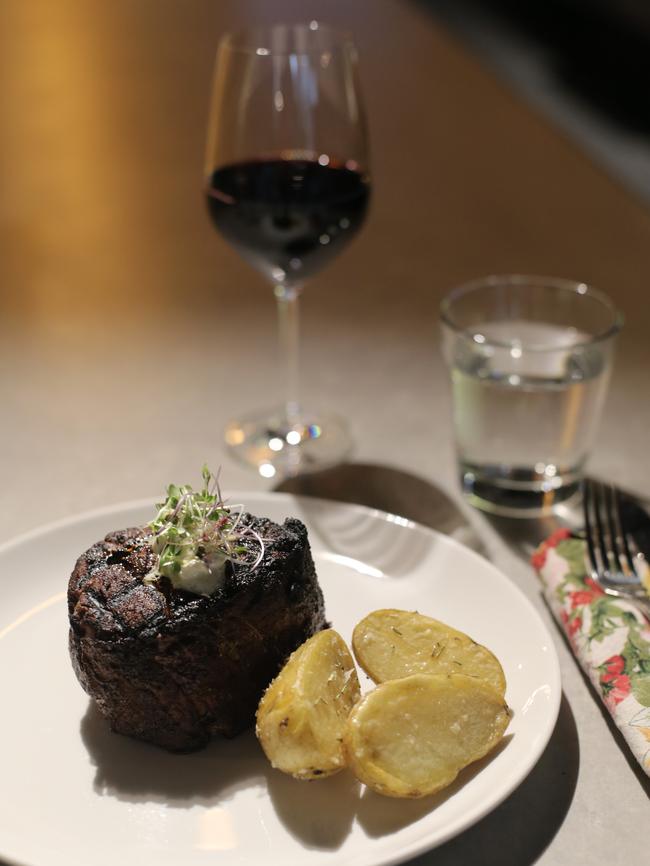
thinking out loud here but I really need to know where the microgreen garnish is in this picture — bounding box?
[144,465,265,593]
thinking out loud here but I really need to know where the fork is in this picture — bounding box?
[582,479,650,620]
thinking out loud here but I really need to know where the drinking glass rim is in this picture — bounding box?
[440,274,623,352]
[220,21,356,58]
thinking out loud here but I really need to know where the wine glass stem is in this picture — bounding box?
[274,284,302,426]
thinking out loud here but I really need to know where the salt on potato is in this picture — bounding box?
[343,673,511,798]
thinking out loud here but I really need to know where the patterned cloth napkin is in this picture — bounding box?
[533,528,650,775]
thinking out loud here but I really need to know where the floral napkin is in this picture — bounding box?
[533,528,650,775]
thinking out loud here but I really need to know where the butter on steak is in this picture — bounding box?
[68,515,326,752]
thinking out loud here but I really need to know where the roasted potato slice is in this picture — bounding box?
[343,673,511,798]
[256,629,361,780]
[352,609,506,696]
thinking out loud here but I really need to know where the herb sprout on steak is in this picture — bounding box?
[67,469,327,752]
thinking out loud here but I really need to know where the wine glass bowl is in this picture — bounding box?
[205,154,369,290]
[205,22,370,477]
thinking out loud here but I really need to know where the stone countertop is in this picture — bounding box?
[0,1,648,863]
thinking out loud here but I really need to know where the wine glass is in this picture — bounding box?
[204,22,370,477]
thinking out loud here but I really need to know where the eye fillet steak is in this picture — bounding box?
[67,515,326,752]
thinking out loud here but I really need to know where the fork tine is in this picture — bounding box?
[610,486,639,580]
[583,479,604,580]
[625,532,644,580]
[592,480,614,579]
[583,480,650,621]
[603,483,625,577]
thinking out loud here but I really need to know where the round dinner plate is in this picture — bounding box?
[0,492,560,866]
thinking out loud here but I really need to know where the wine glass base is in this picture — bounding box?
[224,408,353,478]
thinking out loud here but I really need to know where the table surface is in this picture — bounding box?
[1,0,648,863]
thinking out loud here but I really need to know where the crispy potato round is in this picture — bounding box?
[352,609,506,696]
[343,673,511,798]
[255,629,361,780]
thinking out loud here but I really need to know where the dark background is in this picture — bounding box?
[423,0,650,202]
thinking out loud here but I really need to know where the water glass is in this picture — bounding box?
[441,275,622,516]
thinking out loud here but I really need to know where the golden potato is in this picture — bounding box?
[343,673,511,798]
[255,629,361,780]
[352,609,506,696]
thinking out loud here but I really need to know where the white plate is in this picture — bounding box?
[0,493,560,866]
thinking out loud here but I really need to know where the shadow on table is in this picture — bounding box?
[481,480,650,562]
[477,492,585,561]
[482,511,570,560]
[274,461,484,555]
[403,692,580,866]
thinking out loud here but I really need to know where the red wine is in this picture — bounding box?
[205,157,370,285]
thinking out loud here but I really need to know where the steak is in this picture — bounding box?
[68,515,326,752]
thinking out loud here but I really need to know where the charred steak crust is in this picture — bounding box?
[68,515,326,752]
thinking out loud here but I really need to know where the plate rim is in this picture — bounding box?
[0,491,561,866]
